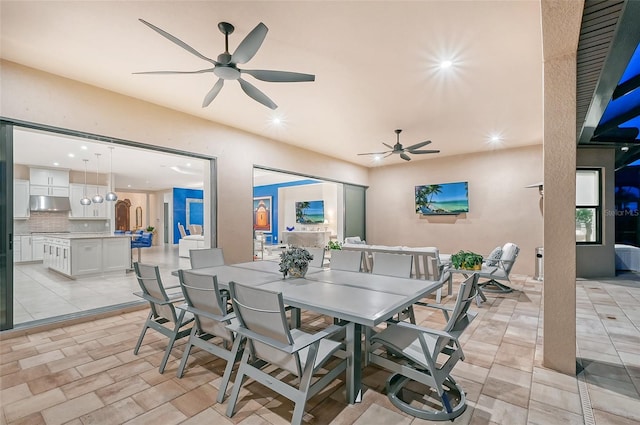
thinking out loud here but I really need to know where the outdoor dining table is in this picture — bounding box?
[174,261,444,404]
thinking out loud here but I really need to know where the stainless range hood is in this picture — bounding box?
[29,195,71,212]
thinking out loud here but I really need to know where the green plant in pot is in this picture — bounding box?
[326,240,342,250]
[145,226,155,232]
[451,250,484,270]
[279,247,314,278]
[575,208,593,241]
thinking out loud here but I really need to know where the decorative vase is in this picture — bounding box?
[288,265,308,278]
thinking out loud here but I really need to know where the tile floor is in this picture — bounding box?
[13,246,192,324]
[3,263,640,424]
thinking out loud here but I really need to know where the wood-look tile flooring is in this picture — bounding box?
[2,273,639,424]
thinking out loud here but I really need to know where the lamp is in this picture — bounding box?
[92,153,104,204]
[105,147,118,201]
[80,159,92,206]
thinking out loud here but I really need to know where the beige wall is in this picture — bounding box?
[1,60,369,263]
[367,145,543,276]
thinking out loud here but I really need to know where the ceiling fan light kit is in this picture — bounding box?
[136,19,315,110]
[358,129,440,161]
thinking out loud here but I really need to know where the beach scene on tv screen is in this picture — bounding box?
[415,182,469,215]
[295,200,325,223]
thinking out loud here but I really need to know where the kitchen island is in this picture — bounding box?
[43,234,131,278]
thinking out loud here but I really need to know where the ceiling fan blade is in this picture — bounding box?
[400,153,412,161]
[238,78,277,109]
[405,140,431,150]
[202,78,224,107]
[242,69,315,82]
[133,68,216,75]
[139,19,218,66]
[232,22,268,64]
[358,151,390,156]
[382,142,394,150]
[408,149,440,154]
[384,153,394,158]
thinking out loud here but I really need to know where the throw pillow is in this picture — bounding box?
[486,246,503,266]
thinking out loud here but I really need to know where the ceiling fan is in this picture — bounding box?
[135,19,315,110]
[358,129,440,161]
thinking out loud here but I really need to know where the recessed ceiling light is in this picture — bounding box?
[127,184,131,188]
[53,162,59,166]
[440,60,453,69]
[186,162,191,167]
[68,153,75,158]
[272,117,282,125]
[80,145,88,150]
[489,134,502,143]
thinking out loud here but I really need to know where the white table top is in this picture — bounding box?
[186,265,278,287]
[306,269,439,297]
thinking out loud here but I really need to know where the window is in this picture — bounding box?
[576,169,601,244]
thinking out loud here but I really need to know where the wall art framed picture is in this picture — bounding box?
[253,196,272,232]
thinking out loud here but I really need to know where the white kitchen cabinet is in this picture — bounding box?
[30,168,69,187]
[13,180,30,218]
[20,236,33,262]
[30,168,69,197]
[69,183,108,219]
[13,236,22,262]
[32,236,45,261]
[71,239,102,275]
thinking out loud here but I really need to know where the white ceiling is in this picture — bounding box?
[1,1,543,171]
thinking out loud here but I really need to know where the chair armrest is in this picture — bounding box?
[176,303,236,322]
[133,292,184,304]
[228,323,345,354]
[394,320,459,340]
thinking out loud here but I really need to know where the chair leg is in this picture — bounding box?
[291,343,320,425]
[159,311,187,374]
[226,349,251,418]
[134,312,153,354]
[176,327,197,378]
[479,279,513,293]
[216,336,244,403]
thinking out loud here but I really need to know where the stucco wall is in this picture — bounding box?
[366,144,543,276]
[576,148,616,277]
[1,60,369,263]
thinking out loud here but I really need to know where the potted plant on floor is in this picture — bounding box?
[279,247,314,278]
[451,250,484,270]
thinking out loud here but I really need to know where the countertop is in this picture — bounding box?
[38,233,131,239]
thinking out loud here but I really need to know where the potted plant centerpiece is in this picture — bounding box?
[451,250,484,271]
[326,240,342,250]
[279,247,314,278]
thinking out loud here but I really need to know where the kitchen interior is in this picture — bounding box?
[11,126,333,326]
[12,126,208,325]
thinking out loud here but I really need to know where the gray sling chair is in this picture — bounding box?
[133,262,194,373]
[225,281,348,425]
[189,247,231,312]
[477,242,520,293]
[175,270,243,403]
[368,273,479,421]
[303,246,326,268]
[371,252,416,323]
[329,249,363,271]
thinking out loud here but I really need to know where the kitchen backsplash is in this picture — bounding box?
[14,211,109,234]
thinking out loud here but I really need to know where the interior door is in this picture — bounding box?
[0,122,15,330]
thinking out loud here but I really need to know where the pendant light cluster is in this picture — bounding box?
[79,148,118,206]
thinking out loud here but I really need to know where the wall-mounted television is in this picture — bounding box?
[295,200,325,223]
[415,181,469,215]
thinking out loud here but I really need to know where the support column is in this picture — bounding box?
[540,0,584,375]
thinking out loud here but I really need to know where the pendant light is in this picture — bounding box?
[80,159,92,206]
[105,147,118,201]
[92,153,104,204]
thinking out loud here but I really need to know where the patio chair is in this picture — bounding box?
[329,249,363,271]
[477,242,520,293]
[225,281,348,425]
[176,270,243,402]
[368,273,479,421]
[189,247,230,311]
[372,252,415,323]
[304,246,326,267]
[133,262,194,373]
